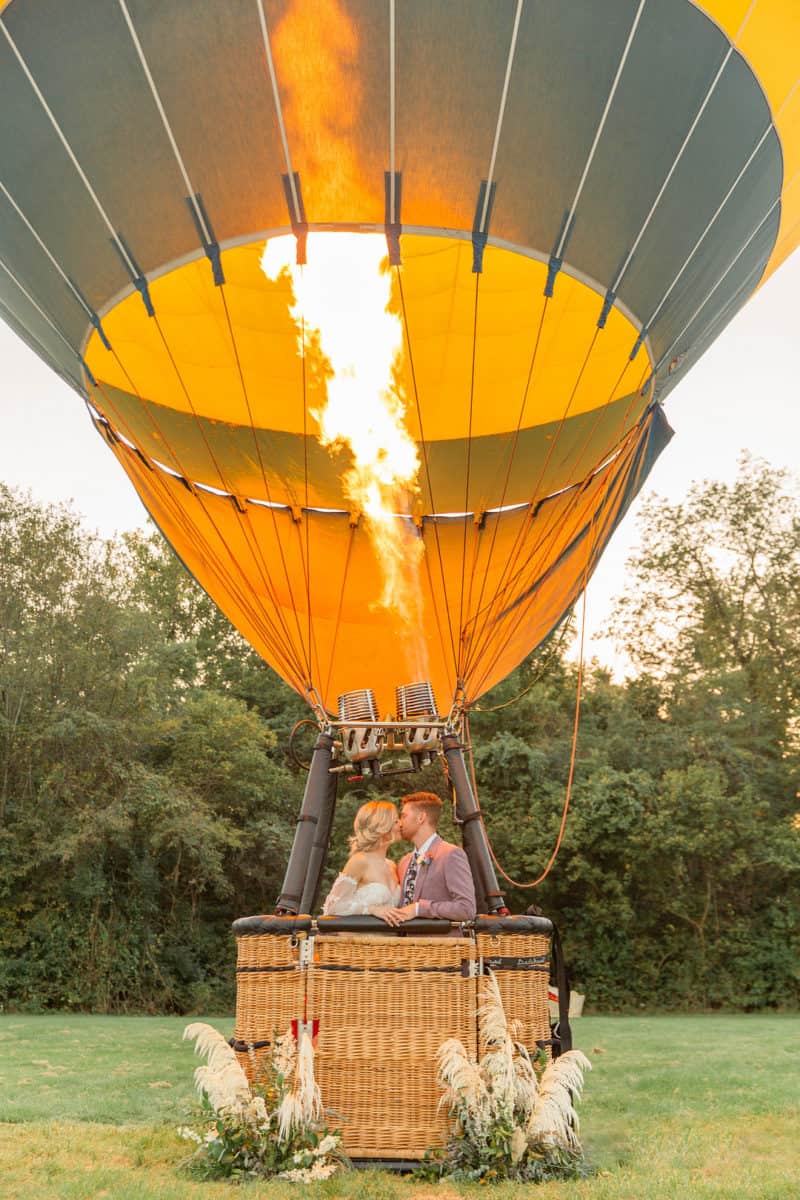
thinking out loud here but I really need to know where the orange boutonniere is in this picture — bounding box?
[419,853,433,869]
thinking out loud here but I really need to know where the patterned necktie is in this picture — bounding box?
[402,852,422,905]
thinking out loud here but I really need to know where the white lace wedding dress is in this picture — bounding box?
[321,874,401,916]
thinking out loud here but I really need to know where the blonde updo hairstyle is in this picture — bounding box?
[349,800,398,854]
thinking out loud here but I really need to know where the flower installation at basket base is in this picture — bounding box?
[420,972,593,1184]
[179,1022,346,1183]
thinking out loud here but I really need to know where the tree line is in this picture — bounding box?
[1,456,798,1012]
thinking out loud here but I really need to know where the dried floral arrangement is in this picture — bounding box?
[421,972,593,1183]
[179,1023,347,1182]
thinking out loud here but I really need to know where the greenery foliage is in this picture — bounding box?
[1,456,798,1012]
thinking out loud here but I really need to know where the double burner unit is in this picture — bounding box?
[275,680,508,917]
[337,680,444,775]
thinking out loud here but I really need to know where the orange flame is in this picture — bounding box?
[271,0,374,216]
[261,233,428,678]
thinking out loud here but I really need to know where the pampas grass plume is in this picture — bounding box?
[527,1049,592,1151]
[183,1022,251,1114]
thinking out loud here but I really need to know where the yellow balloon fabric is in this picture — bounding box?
[1,0,799,716]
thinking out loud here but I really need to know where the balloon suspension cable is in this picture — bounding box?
[446,682,468,733]
[304,684,331,730]
[465,579,589,890]
[471,613,575,714]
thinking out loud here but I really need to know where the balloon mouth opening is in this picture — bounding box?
[82,228,654,713]
[84,227,651,507]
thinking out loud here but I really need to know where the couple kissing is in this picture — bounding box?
[321,792,476,925]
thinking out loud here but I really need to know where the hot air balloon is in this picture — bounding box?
[2,0,798,1163]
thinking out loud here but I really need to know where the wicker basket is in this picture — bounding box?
[309,933,476,1159]
[232,915,553,1161]
[476,929,553,1059]
[233,930,307,1078]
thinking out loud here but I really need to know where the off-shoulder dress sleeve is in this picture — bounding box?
[322,874,364,915]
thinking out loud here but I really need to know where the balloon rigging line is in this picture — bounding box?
[482,409,643,648]
[0,19,139,281]
[463,324,602,685]
[466,450,620,703]
[111,439,305,687]
[466,391,647,704]
[459,291,551,679]
[116,0,211,245]
[148,313,312,680]
[215,282,313,678]
[322,522,358,707]
[554,0,647,261]
[419,526,453,698]
[300,297,315,692]
[478,0,524,235]
[609,45,736,298]
[255,0,301,224]
[642,62,800,350]
[395,265,458,674]
[467,508,597,891]
[610,0,760,303]
[90,370,306,685]
[766,157,800,263]
[656,193,781,375]
[456,361,647,700]
[87,381,305,687]
[638,121,774,346]
[691,256,774,358]
[0,182,97,327]
[470,613,575,713]
[457,271,481,680]
[388,0,396,224]
[471,322,601,628]
[564,360,649,485]
[0,254,80,362]
[466,497,593,703]
[494,349,651,630]
[0,292,72,389]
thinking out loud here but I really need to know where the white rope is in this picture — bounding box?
[255,0,301,222]
[479,0,524,234]
[611,46,733,293]
[644,121,773,333]
[116,0,211,244]
[0,180,93,319]
[389,0,396,224]
[684,255,765,354]
[0,17,139,279]
[0,253,80,357]
[657,195,779,371]
[555,0,646,259]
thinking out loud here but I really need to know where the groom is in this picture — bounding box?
[380,791,476,927]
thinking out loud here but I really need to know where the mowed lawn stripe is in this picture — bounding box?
[1,1014,798,1198]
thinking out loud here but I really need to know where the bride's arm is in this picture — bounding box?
[321,855,368,915]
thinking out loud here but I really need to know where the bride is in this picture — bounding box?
[321,800,401,916]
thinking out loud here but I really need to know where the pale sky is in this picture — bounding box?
[1,250,798,674]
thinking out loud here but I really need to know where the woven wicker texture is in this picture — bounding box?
[476,932,552,1059]
[232,928,553,1159]
[234,934,305,1081]
[309,934,477,1160]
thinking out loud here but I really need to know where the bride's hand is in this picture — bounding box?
[369,905,389,919]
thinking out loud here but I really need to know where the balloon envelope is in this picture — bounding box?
[1,0,797,715]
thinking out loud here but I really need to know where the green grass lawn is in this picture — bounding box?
[1,1013,798,1198]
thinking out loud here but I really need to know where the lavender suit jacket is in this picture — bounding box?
[399,835,477,922]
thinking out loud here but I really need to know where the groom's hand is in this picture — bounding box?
[380,903,417,926]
